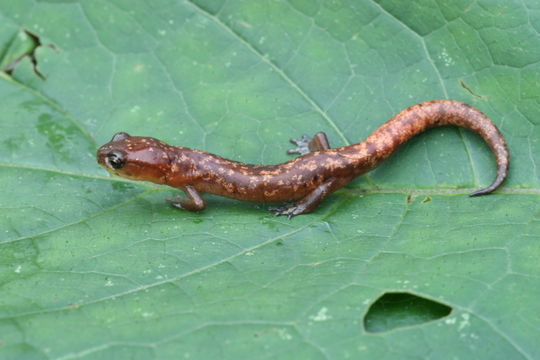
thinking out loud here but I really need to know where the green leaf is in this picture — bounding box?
[0,1,539,359]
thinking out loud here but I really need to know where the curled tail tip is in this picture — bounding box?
[468,183,501,197]
[469,161,508,197]
[468,189,491,197]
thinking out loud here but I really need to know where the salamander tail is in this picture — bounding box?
[353,100,509,195]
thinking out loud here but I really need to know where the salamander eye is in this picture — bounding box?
[111,132,130,142]
[107,152,125,170]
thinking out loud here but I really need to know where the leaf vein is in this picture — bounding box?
[184,0,349,145]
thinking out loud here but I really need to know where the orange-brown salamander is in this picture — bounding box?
[97,100,509,218]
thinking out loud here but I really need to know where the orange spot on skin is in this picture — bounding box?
[264,189,279,197]
[324,158,345,170]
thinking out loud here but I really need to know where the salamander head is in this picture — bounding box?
[97,132,172,184]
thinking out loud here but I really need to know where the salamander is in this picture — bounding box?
[97,100,509,218]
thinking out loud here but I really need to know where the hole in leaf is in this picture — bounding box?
[363,292,452,333]
[1,29,55,80]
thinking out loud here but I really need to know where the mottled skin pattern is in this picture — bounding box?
[97,100,509,218]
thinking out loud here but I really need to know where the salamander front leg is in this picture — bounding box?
[166,185,206,211]
[287,132,331,155]
[269,177,339,219]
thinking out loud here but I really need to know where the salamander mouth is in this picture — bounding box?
[100,162,136,179]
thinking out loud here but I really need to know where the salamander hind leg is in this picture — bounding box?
[287,132,331,156]
[269,177,340,219]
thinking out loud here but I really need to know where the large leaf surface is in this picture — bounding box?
[0,1,539,359]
